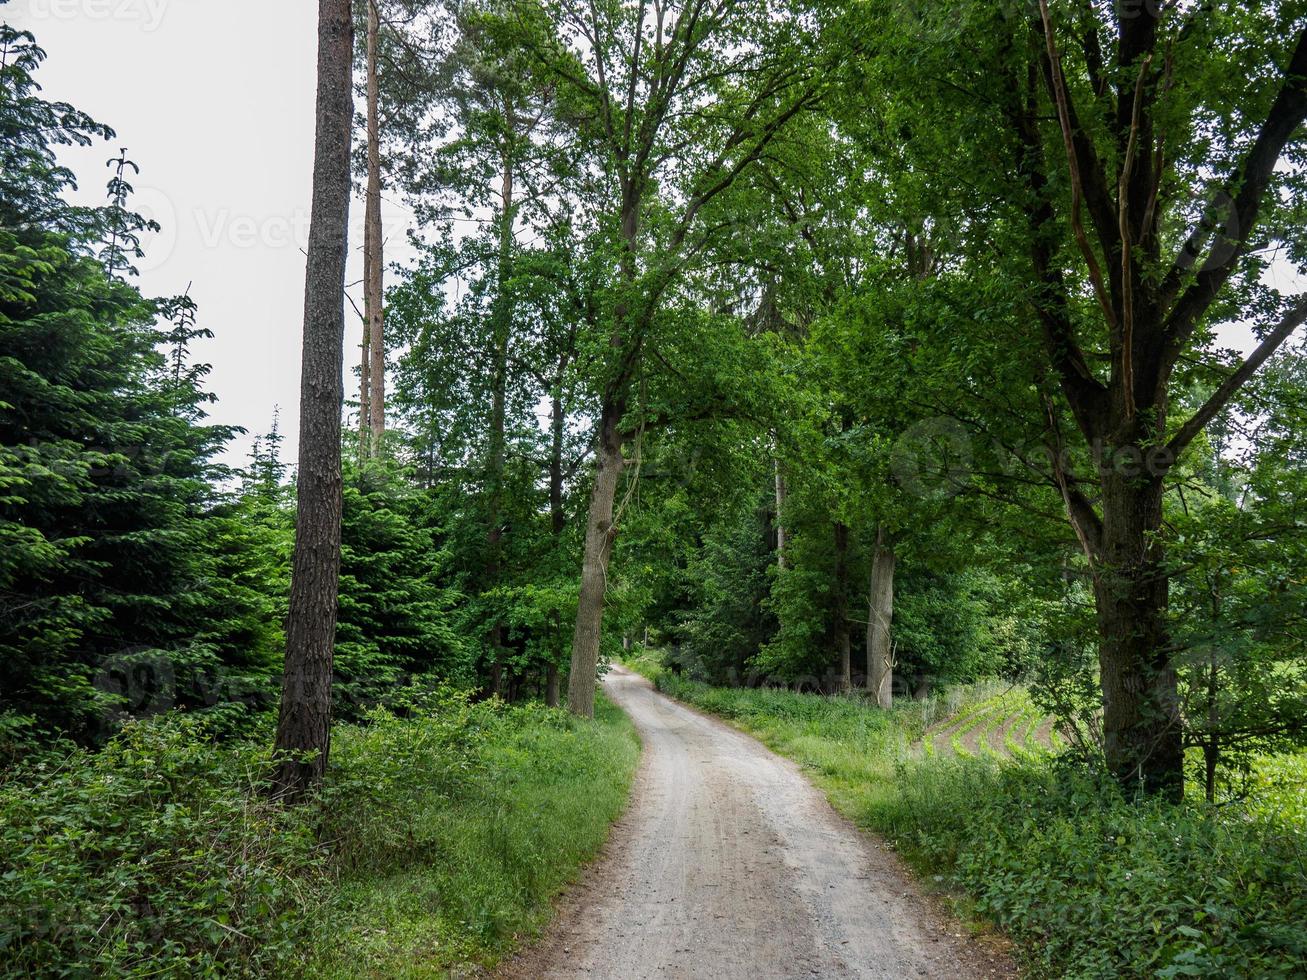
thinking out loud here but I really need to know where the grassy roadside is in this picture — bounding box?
[628,655,1307,979]
[0,688,639,979]
[310,694,639,978]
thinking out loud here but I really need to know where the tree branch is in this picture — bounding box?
[1038,0,1118,331]
[1160,29,1307,348]
[1167,297,1307,456]
[1117,53,1153,419]
[1008,59,1109,440]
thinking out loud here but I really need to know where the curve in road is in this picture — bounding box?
[499,667,1014,980]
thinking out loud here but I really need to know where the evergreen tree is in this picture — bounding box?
[0,25,252,743]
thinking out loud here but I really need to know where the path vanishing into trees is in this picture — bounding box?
[499,668,1014,979]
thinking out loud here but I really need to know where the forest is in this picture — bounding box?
[1,0,1306,976]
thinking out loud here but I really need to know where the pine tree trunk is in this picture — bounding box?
[544,392,566,706]
[1094,472,1184,797]
[567,408,623,718]
[486,159,514,531]
[273,0,353,802]
[833,522,851,693]
[364,0,385,454]
[866,526,894,709]
[357,309,370,457]
[482,155,515,696]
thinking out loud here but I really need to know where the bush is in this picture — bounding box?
[0,685,640,978]
[894,760,1307,978]
[0,715,324,977]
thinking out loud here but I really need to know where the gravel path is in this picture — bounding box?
[497,667,1015,980]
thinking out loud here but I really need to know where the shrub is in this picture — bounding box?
[893,760,1307,978]
[0,715,324,977]
[0,685,640,978]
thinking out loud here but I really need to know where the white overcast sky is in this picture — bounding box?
[10,0,417,469]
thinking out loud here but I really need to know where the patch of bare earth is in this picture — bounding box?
[987,711,1027,758]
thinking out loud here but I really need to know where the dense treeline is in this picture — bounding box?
[5,0,1307,800]
[2,0,1306,974]
[0,20,471,756]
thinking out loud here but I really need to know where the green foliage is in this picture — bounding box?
[335,464,472,711]
[896,762,1307,978]
[0,26,264,745]
[660,492,777,685]
[0,688,640,978]
[0,715,325,977]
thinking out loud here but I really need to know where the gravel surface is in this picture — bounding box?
[497,667,1016,980]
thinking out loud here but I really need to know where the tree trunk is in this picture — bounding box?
[1203,642,1220,803]
[272,0,353,802]
[833,522,851,693]
[546,661,560,708]
[483,156,515,696]
[550,384,565,534]
[357,312,370,457]
[866,526,894,709]
[774,456,787,569]
[364,0,385,453]
[544,396,566,708]
[567,408,624,718]
[1094,473,1184,798]
[486,159,513,539]
[566,175,641,718]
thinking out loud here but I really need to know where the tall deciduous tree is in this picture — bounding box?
[272,0,355,800]
[1010,4,1306,796]
[521,0,830,716]
[861,0,1307,794]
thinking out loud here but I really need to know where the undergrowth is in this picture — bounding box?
[654,670,1307,979]
[0,686,639,978]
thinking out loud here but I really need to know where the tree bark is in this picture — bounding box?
[866,526,894,709]
[1094,471,1184,797]
[357,311,370,457]
[833,522,851,693]
[273,0,353,802]
[546,660,560,708]
[567,408,624,718]
[774,455,787,569]
[364,0,385,453]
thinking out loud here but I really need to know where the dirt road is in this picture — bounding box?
[499,667,1014,980]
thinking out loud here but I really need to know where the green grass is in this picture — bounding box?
[651,671,957,828]
[652,668,1307,979]
[0,688,640,979]
[309,695,639,978]
[618,647,666,683]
